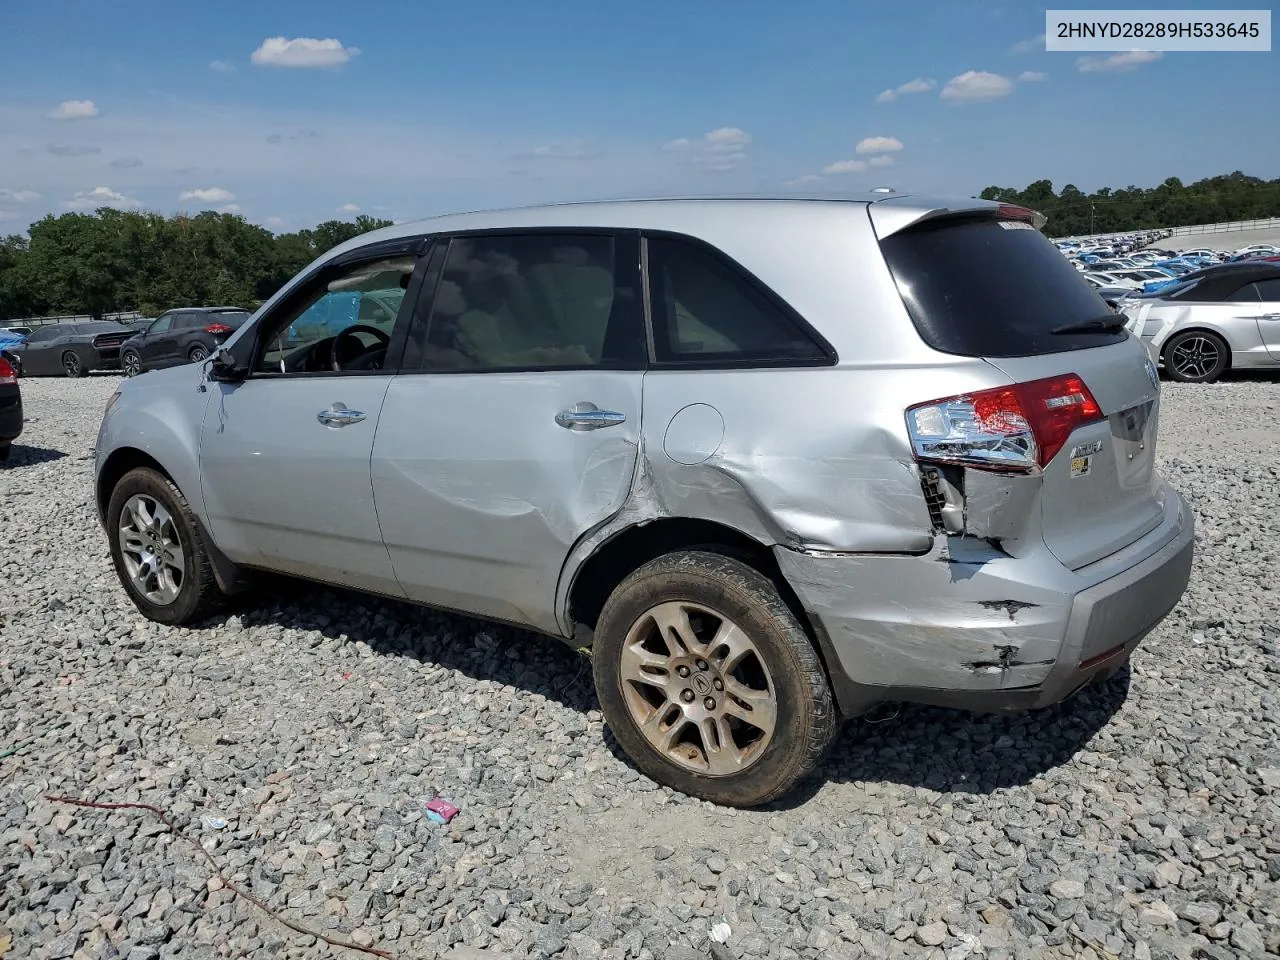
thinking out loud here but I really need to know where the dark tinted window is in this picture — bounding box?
[209,310,251,328]
[1253,279,1280,302]
[879,217,1125,357]
[1228,283,1262,303]
[26,326,59,343]
[150,315,175,334]
[647,236,827,365]
[420,233,643,371]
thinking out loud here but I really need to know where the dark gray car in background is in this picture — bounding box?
[120,307,251,377]
[11,321,137,377]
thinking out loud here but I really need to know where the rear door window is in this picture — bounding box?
[879,217,1127,357]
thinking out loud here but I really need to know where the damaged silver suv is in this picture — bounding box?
[94,195,1194,807]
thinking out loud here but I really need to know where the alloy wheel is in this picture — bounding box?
[122,352,141,377]
[1169,336,1220,381]
[189,346,208,363]
[118,493,186,605]
[62,352,82,377]
[619,600,777,776]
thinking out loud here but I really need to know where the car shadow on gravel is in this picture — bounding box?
[0,444,69,468]
[224,576,1134,808]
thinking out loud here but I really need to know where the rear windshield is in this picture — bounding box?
[879,217,1127,357]
[213,311,251,328]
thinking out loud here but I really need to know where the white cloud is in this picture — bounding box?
[251,36,360,69]
[47,144,101,157]
[823,159,868,175]
[875,77,936,103]
[0,188,41,203]
[1018,70,1048,82]
[868,155,895,168]
[261,216,285,230]
[663,126,752,172]
[216,203,242,214]
[337,202,361,213]
[940,70,1015,103]
[179,187,235,203]
[63,186,141,212]
[1010,34,1045,54]
[1077,50,1162,73]
[527,140,596,160]
[855,136,903,155]
[210,60,236,73]
[50,100,99,121]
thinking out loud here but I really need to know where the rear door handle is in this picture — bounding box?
[555,402,626,431]
[1258,313,1280,321]
[317,403,366,427]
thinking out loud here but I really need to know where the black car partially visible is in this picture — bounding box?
[121,307,252,376]
[0,354,21,461]
[11,321,137,377]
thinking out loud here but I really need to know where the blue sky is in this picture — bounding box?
[0,0,1275,233]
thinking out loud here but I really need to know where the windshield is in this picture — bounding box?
[879,216,1127,358]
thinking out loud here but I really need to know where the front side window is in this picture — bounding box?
[150,316,175,334]
[256,255,416,374]
[646,236,828,365]
[419,233,642,371]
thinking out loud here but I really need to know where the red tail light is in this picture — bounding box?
[204,322,233,334]
[0,357,15,385]
[906,374,1104,473]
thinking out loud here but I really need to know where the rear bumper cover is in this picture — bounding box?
[776,485,1195,716]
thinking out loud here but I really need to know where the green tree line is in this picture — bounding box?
[0,209,392,322]
[981,171,1280,238]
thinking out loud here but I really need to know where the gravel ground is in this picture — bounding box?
[2,372,1278,960]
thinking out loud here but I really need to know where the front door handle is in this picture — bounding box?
[317,402,366,427]
[555,402,626,431]
[1258,313,1280,321]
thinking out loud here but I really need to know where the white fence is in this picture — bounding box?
[1059,216,1280,245]
[3,311,144,329]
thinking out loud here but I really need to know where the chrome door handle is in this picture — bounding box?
[317,403,366,427]
[1258,313,1280,321]
[555,402,626,431]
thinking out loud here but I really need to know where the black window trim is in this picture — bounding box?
[234,235,432,380]
[401,226,648,376]
[640,230,838,370]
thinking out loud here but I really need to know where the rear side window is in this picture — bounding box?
[646,236,830,365]
[879,217,1126,357]
[1255,279,1280,302]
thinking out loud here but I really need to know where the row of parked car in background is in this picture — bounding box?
[1052,239,1280,382]
[0,307,250,379]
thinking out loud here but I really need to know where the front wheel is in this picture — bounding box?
[106,467,224,624]
[121,350,142,377]
[592,551,837,807]
[1163,330,1229,383]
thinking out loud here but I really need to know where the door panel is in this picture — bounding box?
[199,377,403,595]
[372,371,641,633]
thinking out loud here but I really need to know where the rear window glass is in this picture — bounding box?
[879,217,1126,357]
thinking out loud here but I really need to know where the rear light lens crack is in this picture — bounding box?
[907,374,1103,474]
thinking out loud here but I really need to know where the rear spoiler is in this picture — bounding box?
[868,194,1048,238]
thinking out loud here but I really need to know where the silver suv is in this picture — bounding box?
[95,195,1195,807]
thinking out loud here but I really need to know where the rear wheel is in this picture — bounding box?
[121,350,142,377]
[61,351,86,378]
[0,443,9,462]
[1164,330,1229,383]
[106,467,224,624]
[188,345,209,363]
[592,551,837,807]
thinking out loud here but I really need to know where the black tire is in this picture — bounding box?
[0,443,9,462]
[188,345,209,363]
[121,350,142,378]
[1163,329,1229,383]
[62,350,87,378]
[592,550,837,807]
[106,467,224,625]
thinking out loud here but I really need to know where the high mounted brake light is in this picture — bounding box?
[906,374,1103,473]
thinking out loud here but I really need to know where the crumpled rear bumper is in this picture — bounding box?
[775,486,1195,717]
